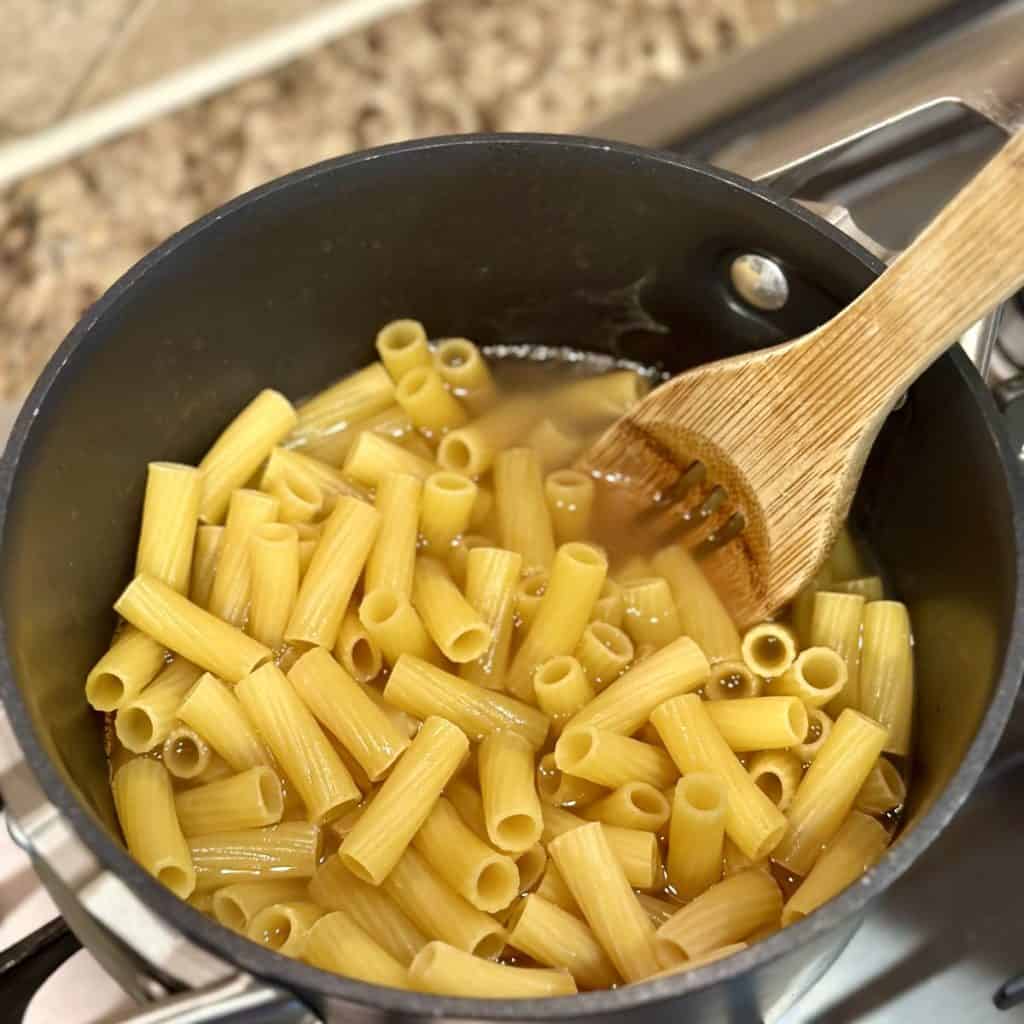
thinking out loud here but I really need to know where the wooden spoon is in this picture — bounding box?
[580,130,1024,628]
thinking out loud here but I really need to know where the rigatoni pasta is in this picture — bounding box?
[99,329,911,998]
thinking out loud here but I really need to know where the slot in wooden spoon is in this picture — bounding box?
[581,130,1024,627]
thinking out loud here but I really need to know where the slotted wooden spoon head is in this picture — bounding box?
[580,129,1024,627]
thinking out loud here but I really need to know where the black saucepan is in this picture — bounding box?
[1,135,1022,1023]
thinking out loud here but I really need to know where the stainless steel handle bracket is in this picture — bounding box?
[0,707,322,1024]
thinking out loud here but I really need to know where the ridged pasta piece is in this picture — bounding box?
[188,822,321,889]
[303,910,409,987]
[177,672,271,771]
[460,546,523,690]
[365,472,421,597]
[115,659,202,752]
[479,730,544,853]
[410,941,576,997]
[86,626,167,712]
[135,462,202,593]
[859,600,914,756]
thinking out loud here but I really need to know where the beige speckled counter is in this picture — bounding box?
[0,0,839,400]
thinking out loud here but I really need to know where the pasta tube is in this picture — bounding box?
[506,542,608,700]
[198,389,297,523]
[309,857,427,965]
[384,655,550,749]
[395,367,468,433]
[382,848,506,957]
[507,895,619,989]
[248,901,323,959]
[855,757,907,815]
[236,662,360,824]
[651,694,787,860]
[769,647,846,708]
[188,822,320,889]
[162,724,213,779]
[115,575,271,683]
[135,462,202,592]
[666,773,726,899]
[286,496,379,648]
[581,782,670,832]
[657,869,782,958]
[189,524,223,608]
[792,707,834,763]
[437,396,539,476]
[115,659,203,752]
[359,588,441,666]
[420,472,477,552]
[554,728,677,790]
[811,591,865,714]
[174,766,283,836]
[575,622,633,691]
[461,546,522,690]
[548,822,660,982]
[177,672,271,771]
[340,716,468,883]
[773,709,889,874]
[412,556,490,663]
[704,697,809,752]
[494,447,556,571]
[413,796,520,912]
[536,754,604,809]
[334,608,383,683]
[544,469,595,543]
[590,578,625,629]
[782,811,889,925]
[410,942,576,998]
[479,730,544,853]
[376,319,431,380]
[435,338,497,413]
[651,545,741,662]
[535,861,579,916]
[563,635,709,736]
[344,432,434,487]
[207,489,279,626]
[747,751,803,812]
[247,523,299,650]
[621,577,682,651]
[705,660,763,701]
[741,622,798,678]
[515,570,548,630]
[113,758,195,898]
[365,472,421,597]
[288,646,409,781]
[534,656,594,732]
[86,626,166,712]
[540,806,662,890]
[303,911,409,988]
[859,600,914,756]
[212,879,310,933]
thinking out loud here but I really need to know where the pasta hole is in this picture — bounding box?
[495,813,540,850]
[212,893,247,933]
[476,859,518,910]
[348,637,379,679]
[473,930,507,960]
[521,573,547,598]
[431,472,473,494]
[157,865,192,898]
[681,775,723,813]
[167,736,202,774]
[594,624,631,658]
[804,714,824,744]
[361,590,399,626]
[563,542,607,569]
[800,649,842,690]
[556,730,594,770]
[116,708,155,752]
[440,436,472,472]
[449,625,489,662]
[257,910,292,950]
[629,785,665,815]
[536,657,573,689]
[754,772,783,805]
[752,634,785,670]
[339,852,376,884]
[87,672,125,711]
[379,321,425,351]
[439,340,472,368]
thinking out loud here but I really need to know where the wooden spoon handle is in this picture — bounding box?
[800,129,1024,410]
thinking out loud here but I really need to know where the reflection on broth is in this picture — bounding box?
[93,320,914,995]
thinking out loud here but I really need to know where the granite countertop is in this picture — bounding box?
[0,0,831,401]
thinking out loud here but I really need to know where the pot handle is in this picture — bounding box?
[0,916,81,1023]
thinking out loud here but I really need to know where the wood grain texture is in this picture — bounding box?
[582,130,1024,627]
